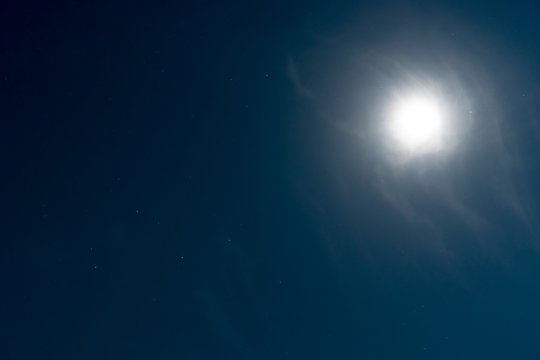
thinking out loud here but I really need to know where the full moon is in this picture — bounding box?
[388,96,445,153]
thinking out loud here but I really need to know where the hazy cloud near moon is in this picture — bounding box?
[288,9,540,257]
[287,57,314,100]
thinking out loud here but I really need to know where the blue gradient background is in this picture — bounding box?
[3,1,540,358]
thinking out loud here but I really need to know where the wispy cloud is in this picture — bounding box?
[287,56,314,100]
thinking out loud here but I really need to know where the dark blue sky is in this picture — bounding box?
[3,1,540,359]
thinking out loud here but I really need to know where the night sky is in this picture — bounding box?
[4,1,540,359]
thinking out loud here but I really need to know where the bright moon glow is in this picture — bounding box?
[389,97,444,153]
